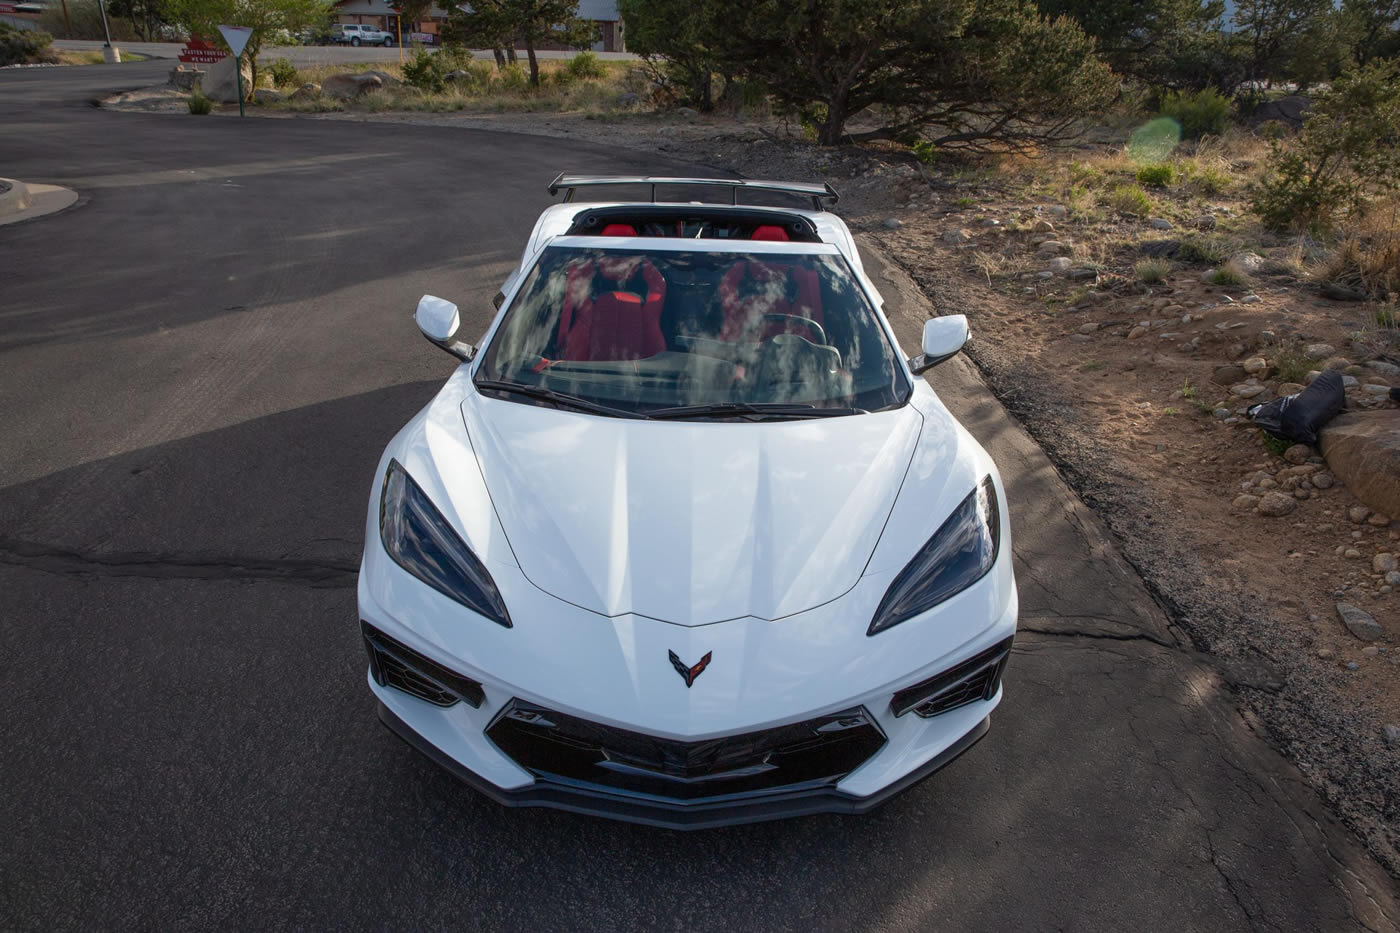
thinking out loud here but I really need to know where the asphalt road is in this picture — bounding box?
[1,64,1396,931]
[52,39,639,65]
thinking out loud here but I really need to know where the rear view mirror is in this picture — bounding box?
[908,315,968,375]
[415,295,476,361]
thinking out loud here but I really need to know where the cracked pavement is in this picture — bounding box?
[1,62,1395,931]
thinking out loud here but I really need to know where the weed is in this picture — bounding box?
[1319,231,1400,301]
[1163,407,1181,415]
[1197,400,1217,415]
[1271,341,1313,384]
[187,92,213,115]
[1175,234,1231,265]
[1107,183,1152,216]
[268,58,299,89]
[1260,431,1291,457]
[1159,88,1232,139]
[1136,163,1175,188]
[1079,359,1107,372]
[955,196,975,208]
[1379,305,1398,328]
[1135,257,1171,283]
[1182,379,1198,399]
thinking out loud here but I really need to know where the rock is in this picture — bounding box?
[1317,646,1335,659]
[1231,252,1267,274]
[1233,494,1260,511]
[321,72,383,100]
[943,229,971,245]
[1346,660,1361,670]
[1257,491,1297,516]
[1231,383,1266,398]
[1243,356,1268,374]
[1045,205,1067,219]
[1193,214,1217,231]
[1212,364,1248,385]
[1346,548,1362,559]
[882,217,903,230]
[1388,571,1400,585]
[1374,553,1398,573]
[1343,375,1360,388]
[1321,281,1367,301]
[1033,219,1054,233]
[1037,240,1072,256]
[1337,602,1384,641]
[1148,217,1173,230]
[1066,268,1098,281]
[443,69,471,83]
[1277,382,1306,396]
[1047,256,1072,273]
[1323,356,1351,371]
[1214,408,1232,418]
[1251,94,1312,127]
[1350,505,1373,523]
[1127,325,1147,339]
[1305,343,1336,360]
[1385,724,1400,746]
[1305,370,1322,384]
[252,88,283,103]
[1313,471,1335,488]
[676,106,698,117]
[361,69,402,87]
[1370,513,1392,527]
[1365,384,1391,396]
[1366,360,1400,378]
[168,65,205,92]
[1201,268,1219,284]
[1077,322,1100,335]
[1284,444,1311,464]
[615,91,641,106]
[289,82,320,101]
[1241,295,1261,304]
[198,54,255,103]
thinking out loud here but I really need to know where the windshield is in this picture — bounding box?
[476,245,910,418]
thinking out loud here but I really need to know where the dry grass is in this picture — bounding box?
[1135,257,1172,283]
[1209,259,1250,288]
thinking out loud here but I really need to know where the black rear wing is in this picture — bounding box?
[548,174,839,211]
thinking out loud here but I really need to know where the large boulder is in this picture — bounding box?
[1251,95,1311,128]
[198,54,253,103]
[1319,411,1400,518]
[321,72,384,100]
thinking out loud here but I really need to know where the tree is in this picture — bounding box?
[1232,0,1337,87]
[1338,0,1400,65]
[166,0,332,93]
[442,0,596,87]
[695,0,1117,148]
[107,0,169,41]
[1037,0,1227,86]
[389,0,432,41]
[618,0,718,108]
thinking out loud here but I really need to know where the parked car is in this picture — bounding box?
[329,23,394,46]
[358,174,1019,829]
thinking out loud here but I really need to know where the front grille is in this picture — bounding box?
[361,621,485,708]
[890,637,1013,718]
[486,700,886,801]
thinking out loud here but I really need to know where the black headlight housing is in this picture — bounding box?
[867,476,1001,636]
[379,459,512,628]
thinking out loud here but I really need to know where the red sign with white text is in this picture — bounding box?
[178,38,228,64]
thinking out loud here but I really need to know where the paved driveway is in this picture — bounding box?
[0,63,1395,931]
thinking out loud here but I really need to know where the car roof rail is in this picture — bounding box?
[548,174,839,211]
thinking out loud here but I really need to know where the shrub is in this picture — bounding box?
[1320,235,1400,301]
[498,63,530,92]
[1271,342,1313,384]
[1135,163,1175,188]
[565,50,606,80]
[1209,260,1249,288]
[0,22,55,67]
[268,58,300,89]
[402,48,444,93]
[1251,60,1400,234]
[1135,257,1171,283]
[1159,88,1231,139]
[1176,234,1231,265]
[1183,163,1230,195]
[187,92,213,115]
[1107,183,1152,216]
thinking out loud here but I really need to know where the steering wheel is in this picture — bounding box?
[758,313,828,346]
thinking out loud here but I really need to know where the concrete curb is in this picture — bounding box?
[0,177,79,227]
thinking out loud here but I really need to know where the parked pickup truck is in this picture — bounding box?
[329,23,395,46]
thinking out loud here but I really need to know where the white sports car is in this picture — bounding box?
[358,175,1017,828]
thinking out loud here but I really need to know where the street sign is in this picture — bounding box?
[178,38,228,64]
[216,24,253,58]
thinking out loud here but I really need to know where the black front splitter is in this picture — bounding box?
[377,701,990,831]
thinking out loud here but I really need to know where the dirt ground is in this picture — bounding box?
[103,90,1400,875]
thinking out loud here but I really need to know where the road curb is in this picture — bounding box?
[0,177,79,227]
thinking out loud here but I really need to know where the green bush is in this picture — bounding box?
[1135,163,1175,187]
[268,58,300,89]
[498,63,530,92]
[1175,234,1231,265]
[436,44,476,72]
[0,22,55,67]
[566,50,607,80]
[1251,60,1400,234]
[402,48,444,93]
[1209,260,1249,288]
[1135,257,1171,283]
[187,92,213,115]
[1107,183,1153,216]
[1159,88,1231,139]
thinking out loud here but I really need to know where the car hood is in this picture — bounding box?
[460,394,924,626]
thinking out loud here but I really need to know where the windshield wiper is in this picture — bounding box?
[646,402,868,421]
[474,380,645,419]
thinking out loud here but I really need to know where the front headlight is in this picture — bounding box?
[379,459,512,628]
[867,476,1000,636]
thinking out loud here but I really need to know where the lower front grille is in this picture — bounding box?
[890,637,1013,718]
[486,701,886,801]
[362,621,485,708]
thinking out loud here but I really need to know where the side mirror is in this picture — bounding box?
[415,295,476,361]
[908,315,968,375]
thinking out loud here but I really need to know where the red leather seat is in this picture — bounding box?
[600,223,637,237]
[556,257,666,362]
[751,224,790,241]
[718,260,822,342]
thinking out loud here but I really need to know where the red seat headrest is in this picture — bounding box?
[600,223,638,237]
[751,225,790,241]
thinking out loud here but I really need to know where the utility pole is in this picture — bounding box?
[59,0,72,38]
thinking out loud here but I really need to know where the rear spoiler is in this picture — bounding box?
[548,173,839,211]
